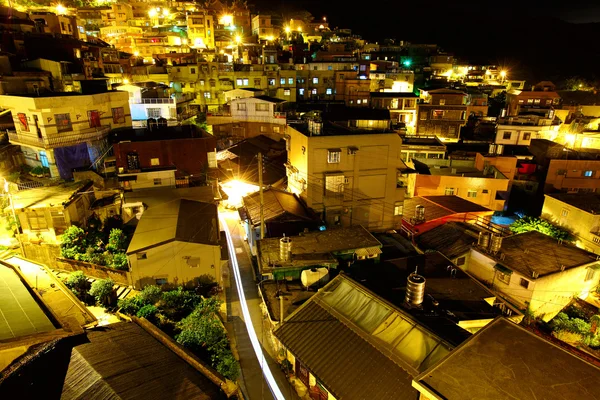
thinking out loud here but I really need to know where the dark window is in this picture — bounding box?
[55,113,72,132]
[519,278,530,289]
[127,152,140,170]
[456,257,465,266]
[137,252,147,260]
[112,107,125,124]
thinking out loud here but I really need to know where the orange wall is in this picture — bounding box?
[475,153,518,181]
[546,159,600,191]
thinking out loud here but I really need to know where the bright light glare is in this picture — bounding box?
[266,35,274,41]
[500,70,507,78]
[220,215,285,400]
[148,8,157,17]
[123,78,130,84]
[220,14,233,25]
[297,27,302,32]
[162,9,169,17]
[235,35,242,44]
[56,4,67,14]
[284,26,291,33]
[221,180,258,208]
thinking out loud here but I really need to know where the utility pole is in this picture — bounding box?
[4,179,24,256]
[258,152,265,239]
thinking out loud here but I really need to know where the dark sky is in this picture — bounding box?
[250,0,600,82]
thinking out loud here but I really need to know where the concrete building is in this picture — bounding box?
[416,89,468,140]
[506,86,561,117]
[126,199,224,289]
[400,136,446,162]
[370,92,418,131]
[495,114,561,146]
[285,112,407,230]
[542,193,600,254]
[1,91,131,179]
[111,125,217,191]
[251,14,277,40]
[186,11,215,50]
[463,231,599,321]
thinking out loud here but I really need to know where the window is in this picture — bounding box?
[519,278,530,289]
[327,149,341,163]
[561,209,569,217]
[527,99,534,104]
[585,268,596,282]
[439,98,446,105]
[153,178,162,185]
[254,78,261,86]
[467,190,477,198]
[28,211,48,230]
[190,67,196,74]
[284,89,291,96]
[243,78,249,86]
[432,110,444,119]
[357,99,362,105]
[204,92,211,99]
[394,202,403,216]
[237,103,246,111]
[288,78,294,85]
[456,257,466,266]
[54,113,72,132]
[497,271,511,285]
[546,99,553,105]
[236,78,243,86]
[534,99,541,104]
[503,132,512,140]
[260,125,267,133]
[51,211,67,235]
[268,78,275,86]
[150,158,160,166]
[325,174,344,193]
[280,78,285,85]
[363,98,368,103]
[299,88,305,96]
[199,79,205,85]
[420,112,427,120]
[584,170,594,177]
[155,278,168,285]
[112,107,125,124]
[17,113,29,132]
[273,126,280,133]
[482,189,489,194]
[255,103,269,112]
[325,88,333,95]
[147,108,161,118]
[522,132,531,140]
[311,88,317,95]
[445,187,455,195]
[594,236,600,245]
[312,77,319,84]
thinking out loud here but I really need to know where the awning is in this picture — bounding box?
[355,247,382,257]
[118,175,137,182]
[493,263,513,275]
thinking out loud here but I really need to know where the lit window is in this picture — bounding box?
[280,78,285,85]
[284,89,291,96]
[150,158,160,166]
[534,99,541,104]
[288,78,294,85]
[584,170,594,177]
[312,77,319,84]
[236,78,243,86]
[268,78,275,85]
[147,108,161,118]
[204,92,211,98]
[467,190,477,198]
[394,202,403,216]
[299,88,305,95]
[260,126,267,132]
[325,174,344,193]
[445,187,455,195]
[243,78,249,86]
[439,98,446,105]
[311,88,317,95]
[273,126,280,133]
[363,98,368,103]
[327,149,341,163]
[326,88,332,95]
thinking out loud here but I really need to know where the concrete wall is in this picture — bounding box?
[546,159,600,192]
[128,240,222,289]
[56,257,130,286]
[475,153,518,181]
[120,170,177,191]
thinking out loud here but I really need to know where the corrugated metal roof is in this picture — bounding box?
[354,247,382,257]
[243,189,311,225]
[274,276,453,399]
[61,322,223,399]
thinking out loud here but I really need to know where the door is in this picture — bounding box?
[88,110,101,128]
[39,151,49,167]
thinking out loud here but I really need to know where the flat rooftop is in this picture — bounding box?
[427,165,507,179]
[292,121,395,137]
[348,252,502,345]
[11,180,93,210]
[416,222,481,259]
[415,318,600,400]
[257,225,381,270]
[476,231,598,278]
[401,136,446,148]
[547,193,600,214]
[109,125,210,143]
[403,196,490,225]
[0,264,55,341]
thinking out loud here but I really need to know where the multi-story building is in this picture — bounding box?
[1,91,131,179]
[370,92,418,129]
[506,87,561,117]
[495,114,561,146]
[251,14,277,40]
[132,32,189,63]
[416,89,468,140]
[186,11,215,49]
[285,112,406,230]
[100,3,133,27]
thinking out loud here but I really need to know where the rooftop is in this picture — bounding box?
[475,231,598,278]
[127,199,219,254]
[0,90,124,99]
[11,180,93,210]
[427,88,467,95]
[348,252,504,345]
[370,91,418,98]
[109,125,210,143]
[257,225,381,271]
[0,263,55,341]
[253,95,287,103]
[401,136,446,148]
[292,121,395,137]
[323,107,391,121]
[61,322,224,399]
[416,222,480,259]
[123,186,219,209]
[415,318,600,400]
[274,275,454,400]
[426,165,507,179]
[242,188,313,225]
[403,196,491,225]
[547,193,600,214]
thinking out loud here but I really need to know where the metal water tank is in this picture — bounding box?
[280,236,292,262]
[405,273,426,306]
[478,232,490,248]
[489,234,503,253]
[415,205,425,221]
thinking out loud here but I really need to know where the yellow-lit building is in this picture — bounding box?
[251,14,278,41]
[186,11,215,49]
[285,113,407,230]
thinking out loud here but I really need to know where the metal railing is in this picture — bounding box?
[8,126,111,149]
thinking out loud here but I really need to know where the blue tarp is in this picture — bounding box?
[54,143,91,179]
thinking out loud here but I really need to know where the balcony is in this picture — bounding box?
[131,92,195,105]
[8,126,111,149]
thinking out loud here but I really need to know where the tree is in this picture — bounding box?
[139,285,163,305]
[117,296,144,315]
[112,253,128,270]
[60,226,87,259]
[107,228,127,253]
[509,216,572,241]
[89,278,115,307]
[160,287,204,320]
[488,91,507,118]
[65,271,89,298]
[136,304,159,320]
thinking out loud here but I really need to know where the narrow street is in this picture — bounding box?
[221,211,299,400]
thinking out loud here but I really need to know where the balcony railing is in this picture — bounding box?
[8,126,111,149]
[131,92,195,104]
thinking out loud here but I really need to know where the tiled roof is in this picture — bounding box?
[242,189,312,224]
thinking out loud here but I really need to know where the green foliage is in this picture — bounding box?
[160,287,204,320]
[117,296,145,315]
[85,213,104,246]
[139,285,163,305]
[107,229,127,253]
[89,278,115,307]
[112,252,128,270]
[60,226,87,259]
[136,304,159,320]
[552,312,591,335]
[510,217,572,241]
[65,271,89,297]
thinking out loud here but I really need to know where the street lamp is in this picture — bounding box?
[235,35,242,44]
[500,70,507,83]
[297,27,302,32]
[56,4,67,15]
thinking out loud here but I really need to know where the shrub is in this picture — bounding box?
[89,278,115,307]
[139,285,163,305]
[510,217,572,241]
[160,287,203,320]
[60,226,87,259]
[136,304,158,320]
[215,350,239,380]
[31,166,44,175]
[107,229,127,253]
[65,271,89,297]
[117,296,144,315]
[112,253,128,270]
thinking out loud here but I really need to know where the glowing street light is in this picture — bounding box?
[500,70,507,78]
[220,14,233,25]
[162,9,170,17]
[56,4,67,15]
[297,27,302,32]
[148,8,158,18]
[284,26,291,34]
[133,51,139,56]
[235,35,242,44]
[266,35,274,42]
[123,78,130,84]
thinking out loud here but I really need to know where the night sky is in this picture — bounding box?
[250,0,600,83]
